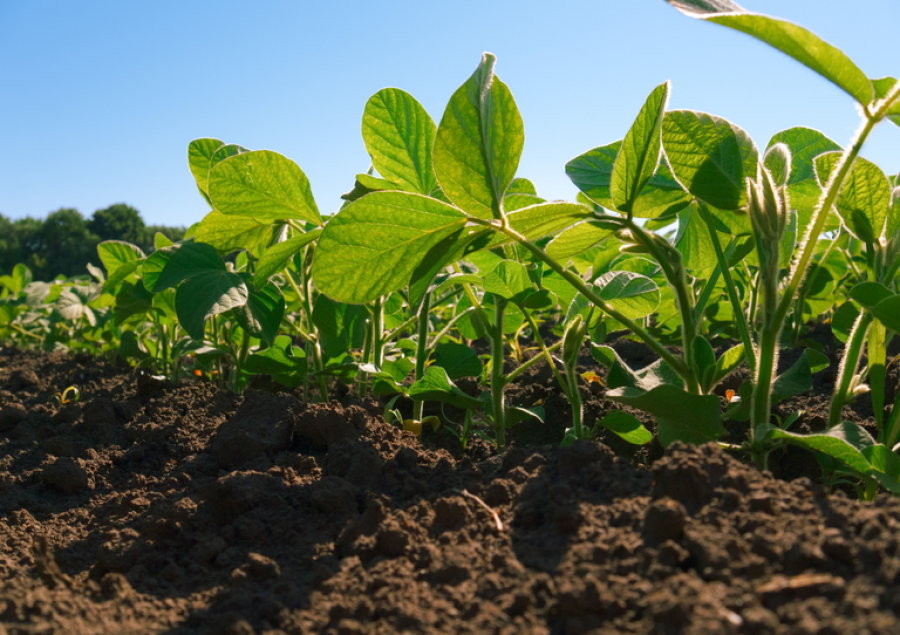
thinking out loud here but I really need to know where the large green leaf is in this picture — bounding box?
[187,138,224,197]
[612,81,669,214]
[483,260,533,302]
[233,281,285,346]
[606,385,725,446]
[98,241,146,276]
[480,202,595,252]
[665,2,873,106]
[433,53,524,219]
[174,270,248,340]
[193,210,273,257]
[662,110,758,211]
[772,348,830,401]
[362,88,438,196]
[313,191,466,304]
[546,221,616,261]
[142,242,226,293]
[408,366,485,411]
[593,411,652,445]
[254,229,322,287]
[593,270,660,320]
[592,344,682,392]
[567,141,690,218]
[766,421,875,474]
[208,150,323,225]
[312,295,368,359]
[872,295,900,334]
[434,342,483,379]
[815,152,891,243]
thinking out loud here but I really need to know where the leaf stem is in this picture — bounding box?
[520,308,569,399]
[413,291,431,421]
[827,311,873,429]
[492,297,507,452]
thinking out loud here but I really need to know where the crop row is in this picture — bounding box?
[2,1,900,499]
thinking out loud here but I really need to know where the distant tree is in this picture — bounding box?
[30,208,100,279]
[89,203,146,245]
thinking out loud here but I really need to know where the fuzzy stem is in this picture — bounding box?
[827,311,873,429]
[413,292,431,421]
[492,298,507,452]
[521,309,569,399]
[697,202,757,375]
[566,359,584,439]
[503,340,564,387]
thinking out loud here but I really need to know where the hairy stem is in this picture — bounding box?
[413,292,431,421]
[827,311,873,429]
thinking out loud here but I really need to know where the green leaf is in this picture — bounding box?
[208,150,323,225]
[482,260,533,302]
[245,335,308,388]
[187,138,224,197]
[772,348,829,401]
[362,88,438,196]
[193,210,273,257]
[887,187,900,240]
[506,406,544,428]
[434,53,524,219]
[233,281,285,346]
[408,366,485,411]
[98,241,146,276]
[849,281,893,309]
[763,142,791,187]
[767,421,875,474]
[872,295,900,334]
[712,344,745,386]
[676,203,718,275]
[546,221,616,261]
[434,342,483,379]
[662,110,758,210]
[174,270,248,340]
[143,242,226,293]
[612,81,669,213]
[591,344,682,392]
[254,229,322,286]
[593,271,660,320]
[815,153,891,242]
[606,385,725,446]
[312,295,368,359]
[507,178,537,195]
[592,410,652,445]
[832,301,860,344]
[665,3,873,106]
[567,141,690,218]
[692,336,716,390]
[871,77,900,127]
[313,191,467,304]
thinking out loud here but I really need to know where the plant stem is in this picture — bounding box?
[749,323,779,469]
[471,222,694,387]
[521,309,569,399]
[428,307,475,350]
[413,291,431,421]
[292,250,329,402]
[492,297,507,452]
[827,311,873,428]
[697,203,757,375]
[566,358,584,439]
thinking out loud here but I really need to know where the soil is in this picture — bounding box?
[3,334,900,634]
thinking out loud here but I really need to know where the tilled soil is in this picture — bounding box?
[2,345,900,634]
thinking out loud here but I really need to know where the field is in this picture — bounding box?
[3,341,900,634]
[2,1,900,633]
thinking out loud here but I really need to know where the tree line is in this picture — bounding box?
[0,204,186,281]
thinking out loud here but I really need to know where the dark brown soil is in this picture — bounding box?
[3,342,900,634]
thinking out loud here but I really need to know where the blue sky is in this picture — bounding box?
[1,0,898,228]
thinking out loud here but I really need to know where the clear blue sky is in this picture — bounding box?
[1,1,898,228]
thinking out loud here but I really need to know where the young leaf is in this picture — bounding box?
[193,210,273,257]
[314,191,467,304]
[433,53,524,219]
[593,272,660,321]
[593,411,652,445]
[362,88,438,196]
[233,281,285,346]
[611,81,669,214]
[408,366,485,411]
[174,271,248,340]
[872,295,900,335]
[507,178,537,196]
[664,2,873,106]
[606,385,725,446]
[849,281,893,309]
[434,342,483,379]
[208,150,323,225]
[766,421,875,474]
[662,110,758,211]
[546,221,616,261]
[712,343,745,386]
[815,153,891,243]
[763,143,791,187]
[772,348,829,401]
[143,242,226,294]
[591,344,682,391]
[483,260,533,302]
[187,137,224,198]
[253,229,322,287]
